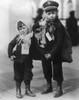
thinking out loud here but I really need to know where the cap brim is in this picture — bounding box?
[44,6,57,11]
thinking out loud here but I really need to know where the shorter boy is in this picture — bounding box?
[8,21,35,98]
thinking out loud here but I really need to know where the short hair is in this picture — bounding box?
[32,23,42,33]
[37,8,43,15]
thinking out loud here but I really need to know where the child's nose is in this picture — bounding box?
[51,14,53,16]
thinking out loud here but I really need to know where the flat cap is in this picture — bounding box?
[43,1,59,11]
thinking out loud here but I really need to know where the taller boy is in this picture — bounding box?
[33,1,65,98]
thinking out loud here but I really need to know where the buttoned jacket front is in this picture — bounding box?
[32,18,65,61]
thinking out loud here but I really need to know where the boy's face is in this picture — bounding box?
[45,10,58,21]
[19,26,29,35]
[34,29,42,40]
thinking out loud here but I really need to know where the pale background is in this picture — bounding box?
[0,0,79,54]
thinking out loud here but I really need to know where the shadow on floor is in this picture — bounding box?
[63,78,79,94]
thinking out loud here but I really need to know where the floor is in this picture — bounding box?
[0,46,79,100]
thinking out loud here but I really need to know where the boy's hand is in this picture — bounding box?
[39,20,46,26]
[45,54,51,59]
[10,55,16,61]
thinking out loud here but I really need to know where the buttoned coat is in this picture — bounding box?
[32,18,66,62]
[8,35,32,63]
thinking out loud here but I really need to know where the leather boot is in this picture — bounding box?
[16,82,22,98]
[41,82,52,94]
[54,86,63,98]
[25,84,36,97]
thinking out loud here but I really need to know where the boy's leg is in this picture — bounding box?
[15,81,22,98]
[25,82,35,97]
[24,56,35,97]
[14,62,23,98]
[53,61,63,98]
[41,58,53,94]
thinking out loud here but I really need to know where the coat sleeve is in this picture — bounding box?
[50,25,65,56]
[8,35,18,58]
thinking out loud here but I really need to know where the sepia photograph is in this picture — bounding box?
[0,0,79,100]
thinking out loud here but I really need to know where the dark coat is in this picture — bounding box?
[8,35,20,57]
[32,18,65,62]
[8,35,32,63]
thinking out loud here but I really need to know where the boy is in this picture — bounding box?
[8,21,35,98]
[32,1,70,98]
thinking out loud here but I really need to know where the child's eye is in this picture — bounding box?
[47,12,51,15]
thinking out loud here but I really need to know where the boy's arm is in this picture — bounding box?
[8,35,19,58]
[45,26,65,60]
